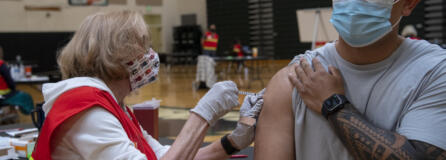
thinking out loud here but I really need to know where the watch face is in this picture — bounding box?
[323,94,348,118]
[326,95,342,111]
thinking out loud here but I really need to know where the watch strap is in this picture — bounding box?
[221,134,240,155]
[321,104,330,119]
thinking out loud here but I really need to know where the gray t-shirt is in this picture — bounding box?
[290,38,446,159]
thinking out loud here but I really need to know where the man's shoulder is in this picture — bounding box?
[406,39,446,56]
[269,43,336,96]
[289,43,336,66]
[403,39,446,71]
[266,65,294,99]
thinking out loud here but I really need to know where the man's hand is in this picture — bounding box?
[288,58,345,114]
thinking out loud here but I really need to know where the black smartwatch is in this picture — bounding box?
[321,94,349,119]
[220,134,239,155]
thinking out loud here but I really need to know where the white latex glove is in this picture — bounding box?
[228,88,265,150]
[191,81,239,126]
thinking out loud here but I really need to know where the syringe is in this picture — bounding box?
[238,91,256,96]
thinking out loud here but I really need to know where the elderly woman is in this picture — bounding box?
[31,11,263,160]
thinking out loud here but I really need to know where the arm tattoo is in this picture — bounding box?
[328,104,446,160]
[411,140,446,160]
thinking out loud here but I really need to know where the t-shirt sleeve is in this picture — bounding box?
[397,62,446,150]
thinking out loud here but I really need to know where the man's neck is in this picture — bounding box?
[335,31,405,65]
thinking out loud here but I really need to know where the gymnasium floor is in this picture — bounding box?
[124,59,289,142]
[12,59,291,158]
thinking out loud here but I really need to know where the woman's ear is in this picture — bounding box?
[402,0,421,16]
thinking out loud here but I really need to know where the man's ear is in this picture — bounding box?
[402,0,421,16]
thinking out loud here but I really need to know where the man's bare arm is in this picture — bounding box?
[254,66,295,160]
[328,104,446,160]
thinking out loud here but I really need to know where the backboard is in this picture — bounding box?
[296,8,338,42]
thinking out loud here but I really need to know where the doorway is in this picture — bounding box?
[144,15,162,52]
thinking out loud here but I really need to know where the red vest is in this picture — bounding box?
[233,44,243,57]
[0,60,10,93]
[31,86,157,160]
[203,31,219,51]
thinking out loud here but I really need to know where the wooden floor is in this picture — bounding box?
[124,59,290,109]
[12,59,292,143]
[7,59,292,148]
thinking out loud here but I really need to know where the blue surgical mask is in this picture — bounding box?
[330,0,401,47]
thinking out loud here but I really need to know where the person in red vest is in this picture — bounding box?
[31,11,264,160]
[0,46,34,117]
[0,46,15,98]
[0,45,18,124]
[233,39,245,72]
[202,24,219,57]
[233,39,243,57]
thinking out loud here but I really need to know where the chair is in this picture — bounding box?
[30,103,45,131]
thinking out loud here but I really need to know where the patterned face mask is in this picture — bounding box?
[124,48,160,91]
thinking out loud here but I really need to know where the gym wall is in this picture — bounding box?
[207,0,426,59]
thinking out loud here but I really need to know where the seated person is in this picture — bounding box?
[0,46,16,99]
[233,39,245,72]
[254,0,446,159]
[233,39,243,57]
[0,46,34,115]
[0,46,18,123]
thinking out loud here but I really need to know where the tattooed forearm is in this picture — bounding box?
[411,140,446,160]
[327,103,444,160]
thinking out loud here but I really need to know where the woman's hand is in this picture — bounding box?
[165,81,238,160]
[191,81,240,126]
[228,89,265,150]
